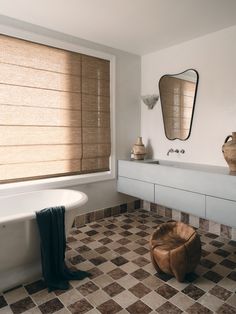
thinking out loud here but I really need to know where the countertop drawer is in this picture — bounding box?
[117,177,154,202]
[155,184,205,218]
[206,196,236,227]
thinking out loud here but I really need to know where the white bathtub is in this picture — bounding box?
[0,189,88,292]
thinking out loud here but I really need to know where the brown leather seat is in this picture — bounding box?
[150,222,201,282]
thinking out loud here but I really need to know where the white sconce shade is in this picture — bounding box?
[141,94,159,109]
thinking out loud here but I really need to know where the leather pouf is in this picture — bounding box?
[150,222,201,282]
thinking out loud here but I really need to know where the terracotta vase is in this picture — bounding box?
[133,137,146,160]
[222,132,236,172]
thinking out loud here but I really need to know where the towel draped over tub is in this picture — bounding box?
[36,206,90,291]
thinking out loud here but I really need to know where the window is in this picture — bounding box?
[0,34,111,183]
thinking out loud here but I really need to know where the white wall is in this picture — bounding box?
[141,25,236,167]
[0,16,141,211]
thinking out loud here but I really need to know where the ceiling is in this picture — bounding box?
[0,0,236,55]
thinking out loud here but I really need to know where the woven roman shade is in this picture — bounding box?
[0,34,111,183]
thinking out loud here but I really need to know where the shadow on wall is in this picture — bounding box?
[146,139,153,159]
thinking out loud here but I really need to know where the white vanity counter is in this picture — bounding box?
[117,159,236,227]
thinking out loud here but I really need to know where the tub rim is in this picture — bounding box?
[0,189,88,225]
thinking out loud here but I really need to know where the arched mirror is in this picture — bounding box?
[159,69,199,140]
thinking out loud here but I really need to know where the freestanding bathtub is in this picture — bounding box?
[0,189,88,292]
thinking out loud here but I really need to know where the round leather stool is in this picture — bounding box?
[150,221,201,282]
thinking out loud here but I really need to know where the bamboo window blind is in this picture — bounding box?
[0,34,111,183]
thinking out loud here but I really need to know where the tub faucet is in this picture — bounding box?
[167,148,174,156]
[167,148,185,156]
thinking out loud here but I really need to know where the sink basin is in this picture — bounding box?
[143,160,159,165]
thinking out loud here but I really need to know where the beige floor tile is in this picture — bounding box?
[117,275,140,289]
[198,293,224,312]
[227,294,236,308]
[212,264,232,277]
[58,289,83,306]
[142,276,163,290]
[98,261,117,273]
[122,251,139,261]
[93,274,114,288]
[4,287,29,304]
[142,263,156,275]
[0,307,13,314]
[141,291,166,309]
[218,278,236,292]
[31,289,56,306]
[85,289,110,307]
[167,277,189,291]
[113,290,138,308]
[170,292,195,311]
[194,277,216,291]
[120,262,139,274]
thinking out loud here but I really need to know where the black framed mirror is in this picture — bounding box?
[159,69,199,140]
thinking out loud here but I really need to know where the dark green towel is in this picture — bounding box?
[36,206,90,291]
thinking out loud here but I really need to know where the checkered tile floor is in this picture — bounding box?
[1,210,236,314]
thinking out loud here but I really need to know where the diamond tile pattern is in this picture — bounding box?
[1,209,236,313]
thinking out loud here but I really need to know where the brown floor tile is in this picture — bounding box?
[69,255,86,265]
[129,283,151,298]
[156,284,178,299]
[220,259,236,269]
[103,230,116,236]
[200,258,216,269]
[186,302,213,313]
[114,246,130,255]
[89,256,107,266]
[0,296,7,309]
[117,238,132,245]
[133,247,149,255]
[68,298,93,314]
[217,303,236,314]
[209,285,232,301]
[182,284,205,300]
[131,269,150,281]
[97,299,122,314]
[75,245,91,254]
[99,237,113,245]
[203,271,223,283]
[132,257,150,267]
[107,268,127,280]
[126,300,152,314]
[155,272,173,282]
[103,282,125,297]
[205,233,218,239]
[157,301,182,313]
[38,298,64,314]
[24,280,47,295]
[111,256,128,266]
[135,238,149,245]
[87,267,103,279]
[95,246,110,254]
[214,249,231,257]
[227,271,236,281]
[77,281,99,296]
[10,297,35,314]
[210,240,224,248]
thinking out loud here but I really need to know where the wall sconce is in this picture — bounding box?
[141,94,159,109]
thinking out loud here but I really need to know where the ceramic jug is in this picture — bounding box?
[132,137,146,160]
[222,132,236,172]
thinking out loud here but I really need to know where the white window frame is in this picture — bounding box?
[0,24,116,196]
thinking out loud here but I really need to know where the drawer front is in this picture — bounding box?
[117,177,154,202]
[155,185,205,217]
[206,196,236,227]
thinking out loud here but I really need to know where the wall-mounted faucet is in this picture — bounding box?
[167,148,185,156]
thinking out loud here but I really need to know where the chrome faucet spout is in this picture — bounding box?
[167,148,174,156]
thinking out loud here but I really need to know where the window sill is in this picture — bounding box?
[0,171,115,197]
